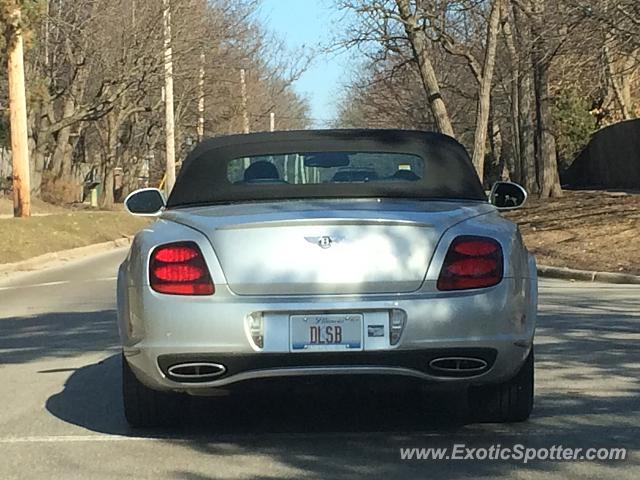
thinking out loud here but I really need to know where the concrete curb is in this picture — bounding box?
[0,237,132,277]
[538,265,640,285]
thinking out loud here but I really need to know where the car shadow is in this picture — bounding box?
[45,283,640,439]
[45,348,640,479]
[45,353,471,437]
[44,282,640,479]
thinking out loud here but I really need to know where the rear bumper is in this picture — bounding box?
[125,337,531,393]
[157,348,497,382]
[120,277,536,393]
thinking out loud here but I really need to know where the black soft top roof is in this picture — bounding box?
[167,129,486,207]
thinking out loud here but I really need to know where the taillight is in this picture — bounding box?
[437,236,503,291]
[149,242,214,295]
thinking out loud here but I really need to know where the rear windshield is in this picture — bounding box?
[166,130,486,207]
[227,152,424,185]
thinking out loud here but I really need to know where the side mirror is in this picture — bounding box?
[490,181,527,210]
[124,188,166,216]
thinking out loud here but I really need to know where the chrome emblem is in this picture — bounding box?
[317,236,332,249]
[305,235,337,249]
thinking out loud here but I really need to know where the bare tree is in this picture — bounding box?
[0,0,311,205]
[423,0,504,181]
[395,0,455,136]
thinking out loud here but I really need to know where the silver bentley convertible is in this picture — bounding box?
[118,129,537,427]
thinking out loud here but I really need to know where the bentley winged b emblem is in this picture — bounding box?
[305,235,341,249]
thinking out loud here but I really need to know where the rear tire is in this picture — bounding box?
[122,353,183,428]
[469,348,534,423]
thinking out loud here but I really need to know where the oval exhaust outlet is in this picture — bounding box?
[429,357,488,373]
[167,362,226,380]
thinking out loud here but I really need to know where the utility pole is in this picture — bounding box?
[7,5,31,217]
[44,0,50,67]
[239,68,250,169]
[132,0,137,44]
[163,0,176,195]
[197,52,205,142]
[240,68,250,134]
[269,112,275,132]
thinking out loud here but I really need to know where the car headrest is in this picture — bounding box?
[244,161,280,181]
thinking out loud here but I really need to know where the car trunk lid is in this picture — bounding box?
[162,199,492,295]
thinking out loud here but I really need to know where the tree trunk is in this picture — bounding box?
[163,0,176,195]
[197,52,205,141]
[50,99,76,179]
[490,116,509,182]
[99,163,115,209]
[513,0,539,194]
[395,0,455,137]
[604,33,632,120]
[518,73,537,194]
[531,0,562,198]
[470,0,502,183]
[27,110,48,196]
[501,3,522,183]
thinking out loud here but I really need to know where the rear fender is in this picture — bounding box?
[126,219,227,289]
[425,211,531,282]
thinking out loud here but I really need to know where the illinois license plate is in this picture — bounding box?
[290,314,363,352]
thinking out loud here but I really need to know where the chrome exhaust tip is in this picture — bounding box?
[429,357,488,374]
[167,362,226,381]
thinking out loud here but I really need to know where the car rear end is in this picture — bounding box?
[119,200,535,387]
[117,130,537,426]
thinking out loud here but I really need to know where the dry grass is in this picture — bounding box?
[504,191,640,275]
[0,196,69,216]
[0,211,149,264]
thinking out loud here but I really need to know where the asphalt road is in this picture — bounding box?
[1,249,638,479]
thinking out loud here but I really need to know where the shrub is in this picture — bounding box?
[40,173,82,205]
[553,90,598,170]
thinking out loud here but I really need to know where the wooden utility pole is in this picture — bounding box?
[197,52,205,141]
[239,68,250,169]
[240,68,250,134]
[6,5,31,217]
[269,112,275,132]
[163,0,176,195]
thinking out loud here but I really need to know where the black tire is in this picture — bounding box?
[122,353,183,428]
[469,348,534,423]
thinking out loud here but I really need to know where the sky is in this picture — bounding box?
[257,0,352,127]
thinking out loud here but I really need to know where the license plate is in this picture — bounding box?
[290,314,363,351]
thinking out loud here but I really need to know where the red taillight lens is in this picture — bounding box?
[437,236,503,291]
[153,245,199,263]
[149,242,214,295]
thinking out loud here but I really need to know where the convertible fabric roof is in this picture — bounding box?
[167,129,486,207]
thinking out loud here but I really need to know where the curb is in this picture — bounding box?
[0,237,132,277]
[538,265,640,285]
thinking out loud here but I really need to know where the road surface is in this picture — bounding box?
[1,249,638,479]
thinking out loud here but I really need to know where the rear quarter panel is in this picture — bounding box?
[117,219,228,346]
[423,210,537,340]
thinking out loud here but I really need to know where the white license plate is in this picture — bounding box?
[290,314,363,352]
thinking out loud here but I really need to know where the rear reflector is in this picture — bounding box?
[150,242,214,295]
[437,236,503,291]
